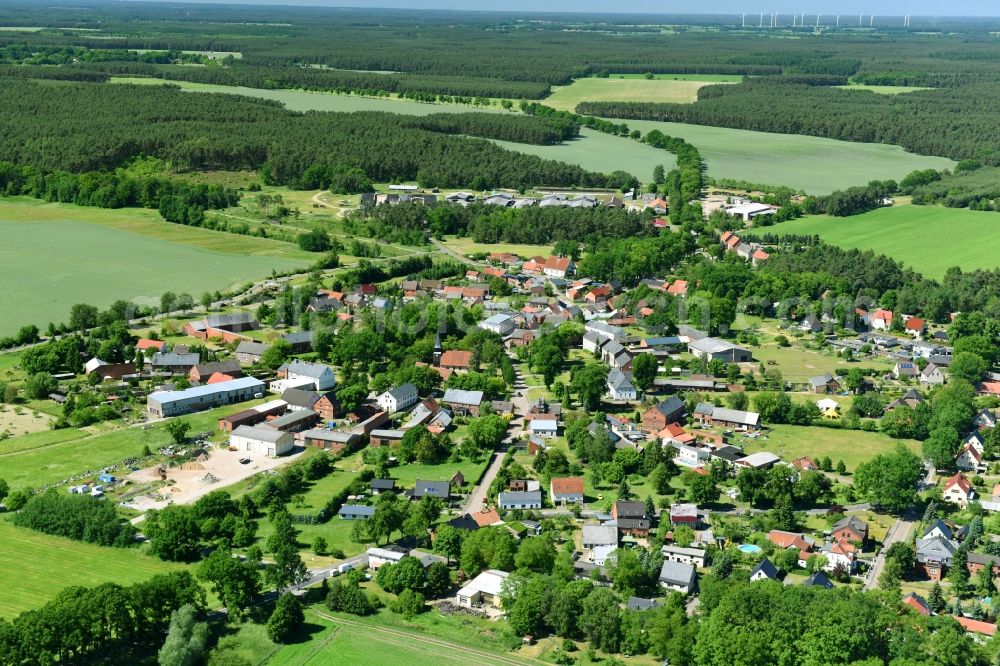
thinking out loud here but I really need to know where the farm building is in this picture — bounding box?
[229,425,294,457]
[301,429,359,452]
[442,389,484,416]
[480,313,516,336]
[276,360,336,391]
[376,383,419,413]
[688,338,752,363]
[147,377,264,417]
[261,409,318,433]
[370,429,405,447]
[218,399,288,432]
[235,340,270,364]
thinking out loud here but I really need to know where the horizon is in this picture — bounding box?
[117,0,1000,19]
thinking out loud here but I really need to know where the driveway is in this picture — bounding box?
[864,512,916,590]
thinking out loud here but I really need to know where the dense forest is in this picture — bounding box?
[0,80,613,190]
[578,81,1000,162]
[344,202,656,246]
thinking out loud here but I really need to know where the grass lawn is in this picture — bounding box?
[603,73,746,82]
[545,77,736,112]
[740,424,920,473]
[0,197,309,335]
[0,520,185,619]
[763,204,1000,280]
[750,343,891,383]
[439,236,553,259]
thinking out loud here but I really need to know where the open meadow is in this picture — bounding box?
[763,204,1000,279]
[619,118,955,194]
[0,520,184,619]
[544,76,736,111]
[740,424,921,473]
[0,198,309,334]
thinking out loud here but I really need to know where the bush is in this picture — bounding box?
[390,588,426,617]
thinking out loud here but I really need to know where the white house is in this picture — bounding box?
[367,547,408,569]
[456,569,509,608]
[376,383,418,413]
[661,545,707,568]
[920,363,947,386]
[942,473,974,508]
[591,545,618,566]
[498,490,542,510]
[480,313,515,336]
[659,560,697,595]
[956,444,985,473]
[529,418,559,439]
[606,369,638,401]
[229,425,294,458]
[278,360,336,391]
[820,541,856,573]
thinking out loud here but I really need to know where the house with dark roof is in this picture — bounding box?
[410,480,450,500]
[750,558,780,582]
[235,341,270,364]
[642,397,686,434]
[801,571,833,589]
[627,597,662,612]
[498,490,542,510]
[370,479,396,494]
[832,516,869,544]
[376,383,419,413]
[658,560,697,595]
[338,504,375,520]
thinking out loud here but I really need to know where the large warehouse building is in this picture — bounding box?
[147,377,265,418]
[230,425,294,457]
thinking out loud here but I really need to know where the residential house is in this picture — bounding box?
[543,256,574,279]
[376,383,419,413]
[870,309,893,331]
[612,501,650,537]
[277,360,336,391]
[801,571,834,589]
[791,456,819,472]
[282,331,314,353]
[151,352,200,374]
[943,473,974,508]
[456,570,509,609]
[750,558,780,582]
[736,452,781,470]
[338,505,375,520]
[893,362,919,380]
[956,443,985,473]
[410,480,450,501]
[921,363,947,385]
[661,545,707,568]
[550,477,585,504]
[282,387,319,412]
[627,597,662,611]
[974,409,997,430]
[902,592,931,616]
[367,547,408,569]
[583,525,619,549]
[820,540,856,573]
[954,617,998,638]
[905,317,927,338]
[498,490,542,510]
[916,535,959,581]
[832,516,869,544]
[768,530,814,552]
[529,419,559,439]
[642,398,686,435]
[606,369,638,401]
[370,479,396,495]
[658,561,697,595]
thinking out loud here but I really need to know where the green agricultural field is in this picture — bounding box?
[764,204,1000,279]
[740,424,920,473]
[749,344,892,384]
[604,73,746,82]
[0,520,184,618]
[0,198,309,335]
[837,83,933,95]
[545,77,736,112]
[618,119,955,194]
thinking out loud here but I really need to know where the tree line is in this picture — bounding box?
[0,571,205,666]
[12,492,136,547]
[0,80,617,191]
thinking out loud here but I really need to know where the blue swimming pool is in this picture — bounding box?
[738,544,762,554]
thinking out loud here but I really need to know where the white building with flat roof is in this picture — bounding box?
[230,425,294,457]
[456,569,510,609]
[148,377,265,417]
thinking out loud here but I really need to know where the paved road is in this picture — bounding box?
[865,512,916,591]
[463,449,507,514]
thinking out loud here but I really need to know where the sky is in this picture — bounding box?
[148,0,999,17]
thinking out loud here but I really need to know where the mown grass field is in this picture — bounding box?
[620,118,955,194]
[544,77,735,111]
[740,424,920,473]
[439,236,553,259]
[0,520,184,619]
[837,83,933,95]
[0,197,309,334]
[764,204,1000,279]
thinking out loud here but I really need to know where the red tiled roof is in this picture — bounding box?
[751,249,770,261]
[667,280,688,296]
[439,350,473,369]
[944,473,972,494]
[902,593,930,616]
[472,508,502,527]
[136,338,166,351]
[768,530,812,551]
[872,309,893,323]
[550,476,584,495]
[955,616,997,636]
[905,317,926,331]
[545,256,572,272]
